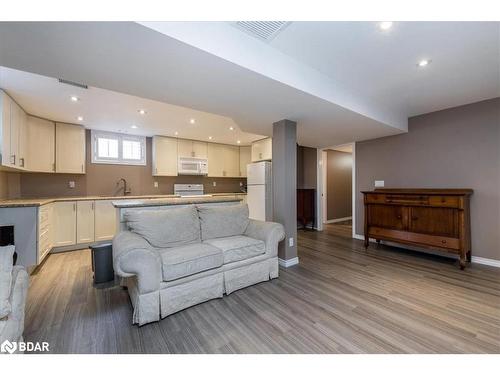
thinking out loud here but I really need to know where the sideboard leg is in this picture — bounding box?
[364,237,369,249]
[459,255,466,270]
[466,250,471,263]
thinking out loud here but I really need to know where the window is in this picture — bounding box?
[92,130,146,165]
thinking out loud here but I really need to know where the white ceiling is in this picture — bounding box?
[0,66,262,146]
[269,22,500,117]
[0,22,497,149]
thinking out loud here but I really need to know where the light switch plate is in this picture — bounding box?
[68,181,75,189]
[154,181,159,188]
[374,180,385,188]
[289,237,294,247]
[213,181,217,187]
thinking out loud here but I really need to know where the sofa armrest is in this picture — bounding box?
[244,219,285,257]
[112,231,162,294]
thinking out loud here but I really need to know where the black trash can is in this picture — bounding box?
[90,243,114,284]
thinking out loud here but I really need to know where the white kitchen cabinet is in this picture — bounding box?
[0,91,28,170]
[239,146,251,177]
[27,116,56,173]
[208,143,240,177]
[53,201,77,247]
[251,137,272,162]
[76,201,95,244]
[38,203,53,264]
[152,136,178,176]
[94,200,118,241]
[55,122,86,174]
[178,139,208,158]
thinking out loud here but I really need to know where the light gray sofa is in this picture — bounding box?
[0,245,29,354]
[113,204,285,325]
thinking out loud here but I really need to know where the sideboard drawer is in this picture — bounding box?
[406,232,460,251]
[428,196,460,208]
[384,194,429,205]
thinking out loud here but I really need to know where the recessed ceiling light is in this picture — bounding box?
[237,140,241,144]
[131,125,138,129]
[77,116,83,121]
[138,109,146,115]
[190,118,196,124]
[417,59,431,68]
[70,96,79,102]
[378,21,393,31]
[229,126,234,131]
[208,136,213,140]
[174,131,179,136]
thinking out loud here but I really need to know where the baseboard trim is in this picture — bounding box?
[352,234,500,268]
[278,257,299,268]
[324,216,352,224]
[471,256,500,268]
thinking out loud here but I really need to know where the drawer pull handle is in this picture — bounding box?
[396,215,402,219]
[441,240,447,244]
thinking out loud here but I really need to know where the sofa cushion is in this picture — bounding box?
[197,204,250,241]
[159,243,223,281]
[0,245,14,319]
[203,235,266,264]
[124,206,201,248]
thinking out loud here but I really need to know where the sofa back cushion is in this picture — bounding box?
[124,206,201,248]
[0,245,14,319]
[198,204,250,240]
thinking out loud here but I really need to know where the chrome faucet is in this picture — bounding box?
[117,178,131,196]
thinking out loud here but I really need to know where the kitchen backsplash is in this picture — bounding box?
[17,132,246,198]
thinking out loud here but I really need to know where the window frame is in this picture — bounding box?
[91,130,146,166]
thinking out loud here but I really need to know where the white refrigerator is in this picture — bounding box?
[246,161,273,221]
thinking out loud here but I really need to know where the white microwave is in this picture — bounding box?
[178,157,208,175]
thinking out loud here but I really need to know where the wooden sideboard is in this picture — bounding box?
[362,188,473,269]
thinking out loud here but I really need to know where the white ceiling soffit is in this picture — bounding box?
[139,21,408,132]
[0,66,262,145]
[0,22,404,148]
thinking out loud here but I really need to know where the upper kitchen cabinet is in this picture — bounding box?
[208,143,240,177]
[178,139,208,159]
[55,122,86,174]
[251,137,272,162]
[27,116,55,173]
[239,146,251,177]
[0,90,28,170]
[152,135,178,176]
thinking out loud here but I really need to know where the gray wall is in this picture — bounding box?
[355,98,500,260]
[326,150,352,220]
[297,145,317,189]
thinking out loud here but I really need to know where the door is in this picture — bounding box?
[56,123,86,174]
[77,201,95,244]
[53,201,77,246]
[0,92,12,167]
[192,141,208,158]
[223,145,240,177]
[94,200,118,241]
[247,185,266,221]
[409,207,459,237]
[153,136,178,176]
[239,146,251,177]
[177,139,193,158]
[207,143,225,177]
[368,205,406,230]
[27,116,55,172]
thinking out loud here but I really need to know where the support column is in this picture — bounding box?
[272,119,298,267]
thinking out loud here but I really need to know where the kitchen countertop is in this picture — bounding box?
[113,196,243,208]
[0,192,246,208]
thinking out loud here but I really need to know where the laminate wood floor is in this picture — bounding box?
[24,227,500,353]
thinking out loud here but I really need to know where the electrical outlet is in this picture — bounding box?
[289,237,294,247]
[68,181,75,189]
[213,181,217,187]
[239,182,243,187]
[154,181,159,188]
[374,180,385,188]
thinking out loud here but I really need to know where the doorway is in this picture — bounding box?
[320,143,354,237]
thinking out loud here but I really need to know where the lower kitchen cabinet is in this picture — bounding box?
[76,201,95,244]
[38,204,53,264]
[94,200,117,241]
[53,201,77,247]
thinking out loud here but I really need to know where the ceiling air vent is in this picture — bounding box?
[233,21,290,42]
[58,78,88,89]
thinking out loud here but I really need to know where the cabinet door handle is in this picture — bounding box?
[19,157,24,167]
[73,203,76,211]
[10,155,16,165]
[396,215,402,219]
[53,163,56,172]
[81,164,84,172]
